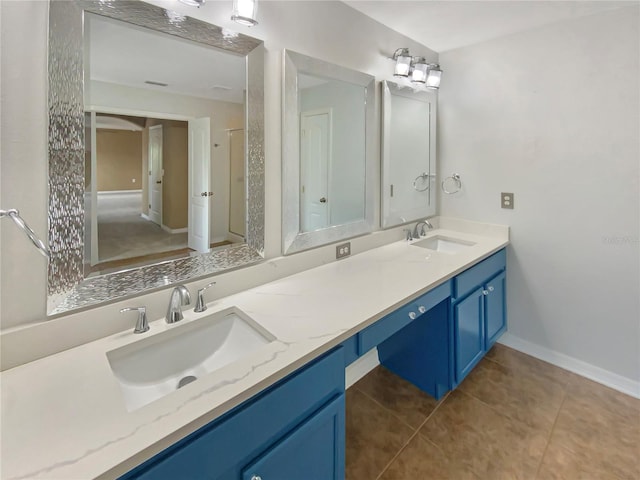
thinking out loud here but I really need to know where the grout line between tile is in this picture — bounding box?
[355,388,418,433]
[374,391,451,480]
[533,389,567,479]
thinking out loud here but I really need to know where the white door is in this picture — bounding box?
[188,117,211,253]
[300,109,331,232]
[148,125,163,226]
[228,129,245,237]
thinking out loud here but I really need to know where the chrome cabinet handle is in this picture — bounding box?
[408,311,417,320]
[194,281,216,313]
[120,306,149,334]
[418,305,427,314]
[482,290,489,296]
[488,286,495,292]
[251,476,262,480]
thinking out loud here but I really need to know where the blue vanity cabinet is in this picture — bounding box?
[453,286,485,382]
[121,348,345,480]
[452,249,507,386]
[241,395,344,480]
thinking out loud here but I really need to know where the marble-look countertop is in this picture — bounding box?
[1,220,508,479]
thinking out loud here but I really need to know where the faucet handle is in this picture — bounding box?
[120,306,149,334]
[194,281,216,313]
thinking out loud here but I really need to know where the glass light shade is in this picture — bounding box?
[411,58,428,83]
[393,49,412,77]
[231,0,258,26]
[179,0,205,6]
[426,67,442,89]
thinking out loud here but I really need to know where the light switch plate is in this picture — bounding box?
[501,192,514,209]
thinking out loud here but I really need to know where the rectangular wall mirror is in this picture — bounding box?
[47,0,265,315]
[282,50,375,255]
[381,80,437,228]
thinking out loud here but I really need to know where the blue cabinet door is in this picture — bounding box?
[485,271,506,348]
[242,394,345,480]
[454,287,485,383]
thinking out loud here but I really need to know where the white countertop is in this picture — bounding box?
[1,222,508,479]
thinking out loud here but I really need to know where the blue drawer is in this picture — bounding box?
[454,249,506,299]
[124,347,345,479]
[358,281,451,354]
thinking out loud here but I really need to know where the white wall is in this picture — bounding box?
[0,1,436,364]
[438,7,640,382]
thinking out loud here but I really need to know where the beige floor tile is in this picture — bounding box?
[539,436,635,480]
[379,433,481,480]
[345,389,414,480]
[421,389,548,480]
[566,374,640,418]
[354,366,440,430]
[459,357,565,433]
[550,392,640,480]
[485,344,574,388]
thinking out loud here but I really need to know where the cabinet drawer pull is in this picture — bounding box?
[482,290,489,296]
[488,286,495,292]
[418,305,426,314]
[408,311,417,320]
[251,475,262,480]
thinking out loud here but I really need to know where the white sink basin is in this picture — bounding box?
[107,307,276,411]
[412,235,476,254]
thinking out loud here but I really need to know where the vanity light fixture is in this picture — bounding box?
[393,48,412,77]
[231,0,258,26]
[179,0,206,7]
[391,48,442,89]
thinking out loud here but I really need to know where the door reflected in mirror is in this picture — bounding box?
[84,13,246,276]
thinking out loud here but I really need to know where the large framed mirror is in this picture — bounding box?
[381,80,437,228]
[47,0,264,315]
[282,50,376,255]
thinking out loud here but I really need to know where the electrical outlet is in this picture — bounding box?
[336,242,351,259]
[501,192,514,209]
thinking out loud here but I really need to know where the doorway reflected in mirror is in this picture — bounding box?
[85,111,244,277]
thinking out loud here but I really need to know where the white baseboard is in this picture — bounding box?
[498,333,640,399]
[97,189,142,195]
[140,213,151,221]
[345,347,379,389]
[161,225,188,234]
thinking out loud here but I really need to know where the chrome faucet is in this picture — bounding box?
[166,285,191,324]
[412,220,433,239]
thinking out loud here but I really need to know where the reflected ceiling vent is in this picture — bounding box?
[144,80,169,87]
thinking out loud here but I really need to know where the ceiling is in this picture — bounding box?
[88,14,246,104]
[344,1,636,53]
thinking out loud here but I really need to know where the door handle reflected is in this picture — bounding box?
[201,192,214,197]
[156,181,162,184]
[319,197,327,203]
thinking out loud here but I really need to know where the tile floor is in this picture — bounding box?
[346,344,640,480]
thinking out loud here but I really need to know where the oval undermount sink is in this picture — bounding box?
[107,307,276,412]
[411,235,476,254]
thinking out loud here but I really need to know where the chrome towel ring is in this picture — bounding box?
[442,173,462,195]
[412,172,432,192]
